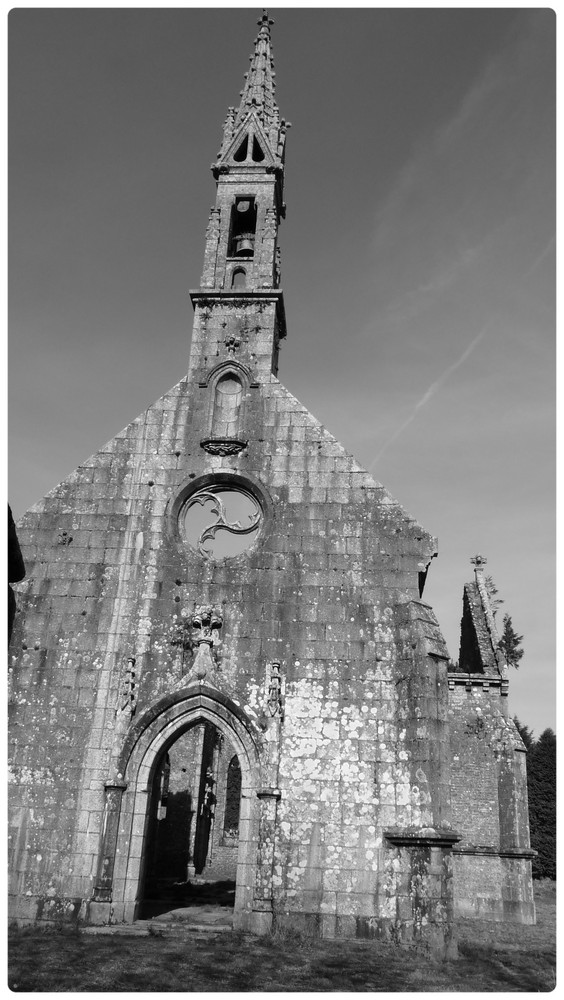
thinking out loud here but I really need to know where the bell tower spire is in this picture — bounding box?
[189,11,289,382]
[229,10,280,144]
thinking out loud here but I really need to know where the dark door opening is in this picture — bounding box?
[138,721,241,919]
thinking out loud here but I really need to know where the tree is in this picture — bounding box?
[526,728,556,880]
[485,575,504,619]
[498,613,524,668]
[513,716,534,750]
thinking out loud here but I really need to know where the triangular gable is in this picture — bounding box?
[458,581,499,674]
[218,111,278,170]
[19,372,438,569]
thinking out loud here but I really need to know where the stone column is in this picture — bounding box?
[90,779,127,924]
[251,660,285,932]
[251,787,281,933]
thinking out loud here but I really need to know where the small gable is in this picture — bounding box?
[458,581,499,673]
[219,111,277,170]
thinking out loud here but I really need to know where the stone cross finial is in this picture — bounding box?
[470,554,487,573]
[259,10,274,28]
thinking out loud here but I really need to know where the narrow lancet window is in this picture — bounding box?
[223,755,242,839]
[252,137,265,162]
[233,135,248,162]
[211,374,243,438]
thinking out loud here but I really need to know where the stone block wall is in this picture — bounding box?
[10,343,533,951]
[448,675,535,923]
[9,364,452,944]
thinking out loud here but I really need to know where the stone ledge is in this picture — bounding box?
[190,288,287,340]
[448,672,508,695]
[453,845,537,858]
[384,828,461,848]
[256,787,281,800]
[190,289,284,303]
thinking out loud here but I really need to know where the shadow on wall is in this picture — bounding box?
[8,505,25,646]
[146,790,194,895]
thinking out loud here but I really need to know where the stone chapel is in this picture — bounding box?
[9,12,535,956]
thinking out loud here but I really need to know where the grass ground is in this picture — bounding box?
[8,881,555,992]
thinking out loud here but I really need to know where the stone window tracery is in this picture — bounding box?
[183,485,261,559]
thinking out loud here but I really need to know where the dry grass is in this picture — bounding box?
[8,881,556,992]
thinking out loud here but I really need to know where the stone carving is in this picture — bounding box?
[200,437,247,456]
[184,487,260,558]
[116,657,137,719]
[191,605,223,644]
[224,333,241,354]
[221,107,236,151]
[169,605,224,682]
[263,207,277,236]
[190,605,223,682]
[169,619,192,655]
[266,660,284,720]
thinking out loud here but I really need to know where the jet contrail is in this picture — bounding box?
[369,325,488,470]
[522,235,555,278]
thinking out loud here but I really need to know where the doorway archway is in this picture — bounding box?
[106,687,262,927]
[139,720,244,917]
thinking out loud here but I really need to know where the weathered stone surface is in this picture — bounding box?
[8,11,533,956]
[448,558,534,923]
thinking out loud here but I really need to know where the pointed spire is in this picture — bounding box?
[234,10,279,132]
[214,10,289,177]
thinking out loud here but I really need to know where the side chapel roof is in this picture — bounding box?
[457,555,506,675]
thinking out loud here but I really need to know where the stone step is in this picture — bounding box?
[82,909,233,938]
[147,921,233,937]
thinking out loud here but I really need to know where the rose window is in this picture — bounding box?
[183,486,261,559]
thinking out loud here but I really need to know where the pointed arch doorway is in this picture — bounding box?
[139,720,243,918]
[104,688,261,928]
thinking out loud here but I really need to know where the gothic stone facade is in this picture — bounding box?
[9,13,534,956]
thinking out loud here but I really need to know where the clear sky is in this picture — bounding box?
[8,6,555,738]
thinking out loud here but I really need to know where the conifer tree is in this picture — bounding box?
[485,575,504,618]
[498,613,524,668]
[513,716,534,750]
[527,728,556,879]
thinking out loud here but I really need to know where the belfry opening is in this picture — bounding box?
[139,721,242,919]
